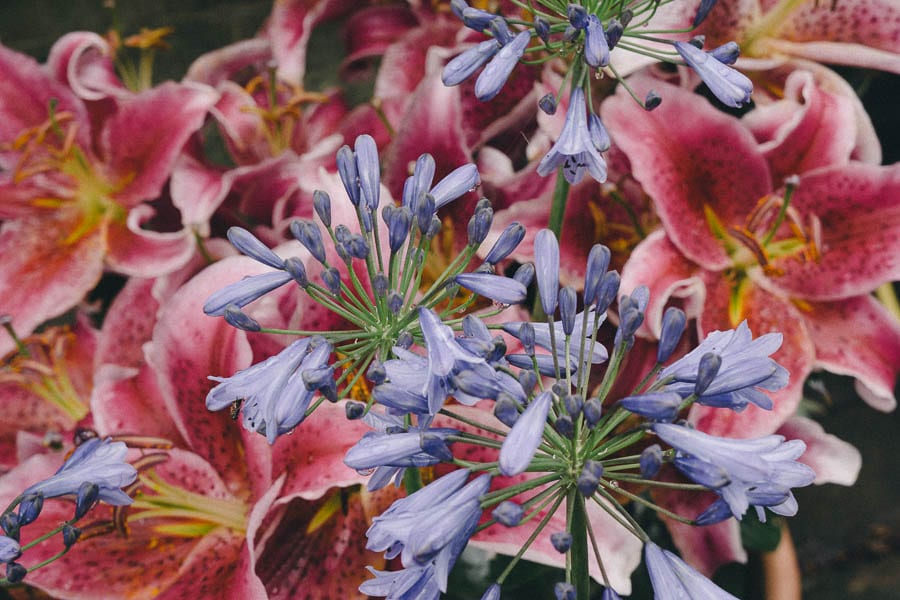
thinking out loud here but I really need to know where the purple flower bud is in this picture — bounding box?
[397,330,414,349]
[367,360,387,384]
[411,154,436,205]
[336,145,360,206]
[584,15,610,68]
[518,322,535,355]
[689,35,706,49]
[567,4,588,29]
[588,113,611,152]
[563,25,578,42]
[551,531,573,553]
[694,0,719,26]
[203,271,293,316]
[322,266,341,295]
[74,482,99,520]
[313,190,332,227]
[539,93,557,115]
[534,16,551,44]
[373,273,389,297]
[223,304,262,332]
[605,19,624,49]
[675,41,752,108]
[555,582,576,600]
[346,233,370,260]
[345,401,365,420]
[475,30,531,102]
[563,394,583,418]
[499,391,552,476]
[443,39,502,87]
[583,244,611,304]
[559,286,577,335]
[576,460,603,497]
[467,204,493,245]
[62,524,81,548]
[657,307,687,363]
[387,292,404,314]
[640,444,664,478]
[17,495,42,527]
[290,220,327,264]
[284,256,308,288]
[416,193,436,233]
[619,391,683,421]
[593,270,619,312]
[555,414,575,438]
[354,134,381,210]
[644,90,662,111]
[421,432,455,462]
[462,6,495,31]
[694,352,722,396]
[709,41,740,65]
[6,562,26,583]
[518,370,537,395]
[534,229,560,316]
[512,262,535,287]
[494,394,520,428]
[583,397,603,428]
[481,583,501,600]
[0,514,18,539]
[455,273,527,305]
[492,500,524,527]
[620,9,634,27]
[227,227,284,269]
[488,17,513,46]
[695,497,733,526]
[0,536,20,563]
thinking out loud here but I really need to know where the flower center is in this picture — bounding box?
[125,470,249,538]
[0,326,90,421]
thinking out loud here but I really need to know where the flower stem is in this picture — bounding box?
[547,168,570,239]
[568,489,590,600]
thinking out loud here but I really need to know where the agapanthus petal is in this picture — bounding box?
[499,391,552,476]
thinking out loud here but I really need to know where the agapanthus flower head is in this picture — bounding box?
[442,1,752,182]
[21,438,137,507]
[204,135,537,442]
[349,227,812,598]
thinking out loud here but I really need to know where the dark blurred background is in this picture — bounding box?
[0,1,897,598]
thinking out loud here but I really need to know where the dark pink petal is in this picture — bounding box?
[0,213,105,358]
[0,44,91,149]
[95,278,159,368]
[690,274,814,438]
[266,0,355,83]
[601,78,771,270]
[104,205,196,277]
[620,230,706,339]
[185,38,273,85]
[743,69,857,181]
[800,295,900,412]
[102,81,218,206]
[91,364,185,443]
[763,164,900,300]
[270,401,370,501]
[254,488,385,599]
[777,416,861,486]
[774,0,900,73]
[46,32,125,101]
[341,5,420,78]
[144,258,262,494]
[155,529,247,600]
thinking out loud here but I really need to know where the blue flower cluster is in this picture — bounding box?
[345,227,814,599]
[442,1,753,185]
[0,438,137,584]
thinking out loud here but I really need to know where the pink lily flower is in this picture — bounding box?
[603,76,900,441]
[0,40,218,358]
[0,248,381,597]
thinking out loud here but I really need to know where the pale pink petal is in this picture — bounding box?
[266,0,355,83]
[95,277,158,368]
[46,31,125,100]
[690,274,814,438]
[102,81,218,205]
[777,416,861,486]
[774,0,900,72]
[145,258,264,495]
[763,163,900,300]
[270,401,370,501]
[0,44,91,148]
[601,78,771,270]
[185,38,273,85]
[208,81,276,165]
[91,364,185,443]
[620,229,707,339]
[743,69,857,181]
[105,205,196,277]
[169,153,227,237]
[800,296,900,412]
[0,214,105,358]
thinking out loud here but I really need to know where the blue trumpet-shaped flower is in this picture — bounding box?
[645,542,739,599]
[22,438,137,507]
[675,41,752,108]
[537,88,607,184]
